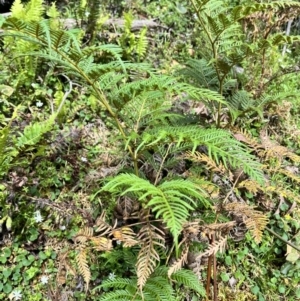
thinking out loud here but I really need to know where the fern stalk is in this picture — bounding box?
[31,29,136,168]
[190,0,224,127]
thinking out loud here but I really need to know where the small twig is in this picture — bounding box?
[286,201,297,216]
[154,143,173,185]
[55,74,73,116]
[274,195,285,215]
[222,170,244,204]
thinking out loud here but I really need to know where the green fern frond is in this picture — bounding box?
[171,269,206,296]
[97,289,138,301]
[249,1,300,12]
[178,59,219,89]
[0,126,10,169]
[136,27,148,59]
[100,277,135,290]
[16,116,55,148]
[124,11,133,32]
[141,126,265,184]
[24,0,44,22]
[46,2,60,29]
[0,106,20,169]
[120,91,175,130]
[86,0,101,42]
[153,266,206,297]
[97,275,176,301]
[102,174,209,242]
[162,77,225,104]
[11,0,24,18]
[144,276,175,301]
[228,90,252,111]
[11,0,44,22]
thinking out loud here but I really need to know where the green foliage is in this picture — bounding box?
[85,0,102,43]
[11,0,44,22]
[118,11,148,61]
[0,0,299,300]
[16,115,55,148]
[102,174,209,243]
[182,0,300,126]
[0,245,56,300]
[95,266,205,301]
[0,125,12,175]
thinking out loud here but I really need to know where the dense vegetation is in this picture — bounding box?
[0,0,300,300]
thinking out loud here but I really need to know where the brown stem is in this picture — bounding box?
[213,233,218,301]
[206,254,212,300]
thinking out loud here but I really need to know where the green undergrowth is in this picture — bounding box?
[0,0,300,300]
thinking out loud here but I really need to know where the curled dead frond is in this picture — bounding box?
[73,227,94,244]
[224,202,268,243]
[265,186,300,203]
[136,223,165,290]
[259,131,300,162]
[90,236,113,251]
[57,252,76,286]
[286,152,300,163]
[263,145,290,161]
[182,221,201,242]
[111,226,139,247]
[95,211,113,236]
[233,129,300,164]
[114,196,140,220]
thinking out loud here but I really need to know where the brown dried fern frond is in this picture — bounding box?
[73,227,94,244]
[265,186,300,203]
[238,179,261,195]
[195,236,227,260]
[57,252,76,286]
[136,223,165,290]
[233,129,262,152]
[182,221,201,242]
[111,226,139,247]
[286,152,300,163]
[95,211,113,236]
[259,130,298,162]
[224,202,268,243]
[168,243,189,277]
[263,146,290,161]
[203,221,236,236]
[185,151,232,179]
[76,249,91,291]
[138,208,153,222]
[90,236,113,251]
[276,168,300,184]
[244,130,299,164]
[114,196,140,220]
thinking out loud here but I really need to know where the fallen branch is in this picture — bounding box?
[63,18,165,31]
[0,13,166,31]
